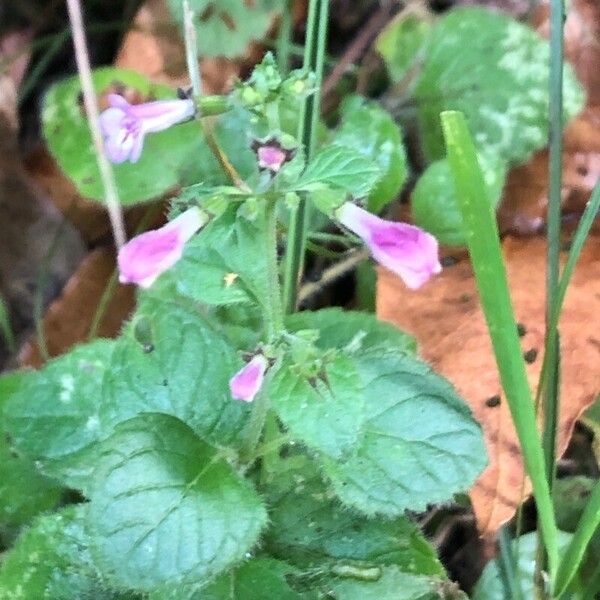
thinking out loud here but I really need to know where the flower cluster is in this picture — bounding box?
[102,95,442,404]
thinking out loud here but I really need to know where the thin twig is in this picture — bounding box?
[298,248,370,306]
[65,0,126,250]
[322,1,397,98]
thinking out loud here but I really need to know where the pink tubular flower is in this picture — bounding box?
[118,207,208,288]
[336,202,442,289]
[229,355,268,403]
[257,145,288,173]
[99,94,195,164]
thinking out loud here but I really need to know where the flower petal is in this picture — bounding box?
[336,202,442,289]
[229,355,268,402]
[117,207,207,288]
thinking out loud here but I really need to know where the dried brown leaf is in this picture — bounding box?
[377,235,600,536]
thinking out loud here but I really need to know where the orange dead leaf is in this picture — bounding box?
[19,248,136,369]
[377,235,600,537]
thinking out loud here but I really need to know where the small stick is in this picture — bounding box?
[322,1,397,98]
[298,248,370,306]
[65,0,126,250]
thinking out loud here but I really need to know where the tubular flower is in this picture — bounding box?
[99,94,195,164]
[118,207,208,288]
[229,355,268,403]
[336,202,442,289]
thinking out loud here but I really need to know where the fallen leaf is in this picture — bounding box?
[377,235,600,536]
[18,248,136,369]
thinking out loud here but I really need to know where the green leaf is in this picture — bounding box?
[320,351,486,515]
[335,96,408,212]
[102,295,251,450]
[264,454,444,577]
[473,531,573,600]
[412,153,506,246]
[268,354,365,459]
[414,7,584,163]
[376,11,432,83]
[168,0,282,58]
[43,68,207,205]
[286,308,416,356]
[296,145,381,199]
[87,413,267,592]
[2,340,115,489]
[194,107,260,186]
[327,566,455,600]
[0,434,62,528]
[199,559,316,600]
[0,506,129,600]
[169,205,269,308]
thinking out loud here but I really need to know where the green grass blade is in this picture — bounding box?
[554,181,600,327]
[440,110,559,577]
[554,478,600,596]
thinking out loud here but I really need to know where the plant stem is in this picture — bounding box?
[498,526,524,600]
[183,0,202,100]
[277,0,294,75]
[241,203,283,458]
[282,0,329,313]
[441,110,560,580]
[536,0,565,594]
[542,0,564,494]
[65,0,126,251]
[265,203,284,338]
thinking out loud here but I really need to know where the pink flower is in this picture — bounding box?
[229,355,268,402]
[118,207,208,288]
[337,202,442,289]
[99,94,195,164]
[257,145,288,172]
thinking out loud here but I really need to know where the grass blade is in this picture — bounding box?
[554,478,600,596]
[440,110,559,577]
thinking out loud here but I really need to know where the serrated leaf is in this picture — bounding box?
[268,354,365,459]
[286,308,416,356]
[414,7,585,163]
[87,414,267,592]
[472,531,572,600]
[168,0,282,58]
[102,295,251,450]
[412,153,506,246]
[2,340,115,488]
[265,454,444,577]
[168,205,269,309]
[321,351,487,515]
[335,96,408,212]
[0,506,128,600]
[296,145,381,199]
[43,68,208,205]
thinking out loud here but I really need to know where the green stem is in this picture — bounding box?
[282,0,329,313]
[183,0,203,100]
[498,526,524,600]
[265,203,284,338]
[277,0,294,75]
[543,0,564,494]
[241,203,284,458]
[441,111,560,580]
[537,0,565,593]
